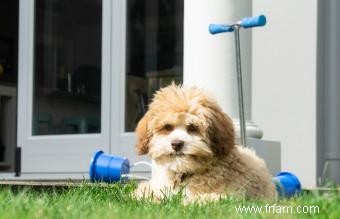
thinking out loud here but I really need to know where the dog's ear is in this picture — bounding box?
[135,112,153,155]
[207,107,235,156]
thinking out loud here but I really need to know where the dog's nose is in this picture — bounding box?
[171,140,184,151]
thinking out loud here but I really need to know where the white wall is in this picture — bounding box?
[252,1,318,186]
[184,0,252,119]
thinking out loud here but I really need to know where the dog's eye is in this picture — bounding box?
[163,124,174,132]
[187,124,198,133]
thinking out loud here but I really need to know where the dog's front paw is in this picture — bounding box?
[134,181,153,199]
[133,181,163,202]
[183,192,223,205]
[134,181,178,202]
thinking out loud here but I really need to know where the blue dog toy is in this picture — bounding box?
[89,151,301,197]
[273,172,301,198]
[89,150,130,183]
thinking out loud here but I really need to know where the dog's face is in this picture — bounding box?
[135,84,235,173]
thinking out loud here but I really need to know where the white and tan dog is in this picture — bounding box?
[134,84,276,203]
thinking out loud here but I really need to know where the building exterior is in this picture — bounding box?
[0,0,339,187]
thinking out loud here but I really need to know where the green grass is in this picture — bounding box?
[0,182,339,219]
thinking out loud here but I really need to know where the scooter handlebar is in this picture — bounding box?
[209,24,234,34]
[240,15,266,28]
[209,15,266,35]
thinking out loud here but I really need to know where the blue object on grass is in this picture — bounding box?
[89,150,130,183]
[272,172,302,198]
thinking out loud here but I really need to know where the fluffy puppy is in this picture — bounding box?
[134,84,276,203]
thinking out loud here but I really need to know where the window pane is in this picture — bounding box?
[125,0,184,132]
[33,0,102,135]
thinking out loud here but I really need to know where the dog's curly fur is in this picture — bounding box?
[134,84,276,203]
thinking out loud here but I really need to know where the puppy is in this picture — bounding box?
[134,84,276,203]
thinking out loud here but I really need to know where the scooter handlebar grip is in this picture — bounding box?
[240,15,266,28]
[209,24,234,34]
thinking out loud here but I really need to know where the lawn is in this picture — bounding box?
[0,182,339,219]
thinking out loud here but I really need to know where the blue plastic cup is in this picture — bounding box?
[89,150,130,183]
[272,172,301,198]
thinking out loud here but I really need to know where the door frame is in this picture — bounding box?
[110,0,149,172]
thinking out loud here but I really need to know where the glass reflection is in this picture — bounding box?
[33,0,102,135]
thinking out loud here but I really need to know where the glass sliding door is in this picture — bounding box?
[18,0,111,173]
[17,0,184,175]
